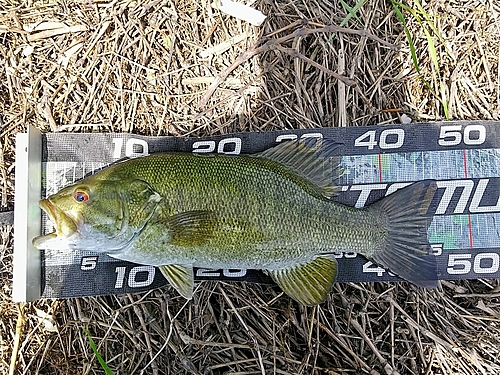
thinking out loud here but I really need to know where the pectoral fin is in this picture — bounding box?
[159,264,194,299]
[165,211,217,246]
[266,256,337,306]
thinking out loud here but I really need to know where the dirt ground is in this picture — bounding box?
[1,0,500,374]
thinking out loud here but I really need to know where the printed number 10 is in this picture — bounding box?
[115,266,155,288]
[354,129,405,150]
[112,138,149,158]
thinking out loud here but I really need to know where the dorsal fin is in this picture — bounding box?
[255,139,343,198]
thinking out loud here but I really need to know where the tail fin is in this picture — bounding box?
[370,180,438,288]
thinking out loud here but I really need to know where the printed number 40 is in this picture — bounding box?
[354,129,404,150]
[362,261,392,277]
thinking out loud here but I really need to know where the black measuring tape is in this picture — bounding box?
[11,121,500,300]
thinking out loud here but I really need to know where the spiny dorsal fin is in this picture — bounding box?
[159,264,194,299]
[266,256,338,305]
[256,139,343,198]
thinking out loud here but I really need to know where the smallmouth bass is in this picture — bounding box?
[33,139,438,305]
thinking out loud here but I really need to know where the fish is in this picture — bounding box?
[33,139,438,305]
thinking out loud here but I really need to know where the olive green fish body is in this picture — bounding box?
[98,153,382,268]
[33,140,438,305]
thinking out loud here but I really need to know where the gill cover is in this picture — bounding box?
[33,178,162,252]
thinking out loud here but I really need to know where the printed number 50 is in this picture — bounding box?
[447,253,499,275]
[438,125,486,146]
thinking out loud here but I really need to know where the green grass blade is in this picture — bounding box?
[84,328,114,375]
[392,2,420,73]
[392,1,416,14]
[422,27,439,74]
[440,81,450,119]
[415,74,449,119]
[406,0,454,57]
[339,0,366,27]
[328,0,367,43]
[412,0,443,38]
[392,1,449,119]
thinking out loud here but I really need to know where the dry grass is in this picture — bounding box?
[1,0,500,374]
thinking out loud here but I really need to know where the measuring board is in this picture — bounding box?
[12,122,500,302]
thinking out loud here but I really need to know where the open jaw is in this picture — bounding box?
[32,199,79,250]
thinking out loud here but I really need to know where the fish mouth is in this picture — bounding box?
[38,198,79,238]
[32,199,80,249]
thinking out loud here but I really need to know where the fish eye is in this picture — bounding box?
[74,190,90,203]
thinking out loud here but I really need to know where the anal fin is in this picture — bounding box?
[266,256,338,306]
[159,264,194,299]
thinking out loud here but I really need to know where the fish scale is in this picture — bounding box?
[33,140,438,305]
[121,154,374,259]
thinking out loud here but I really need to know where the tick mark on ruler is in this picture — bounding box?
[462,149,474,249]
